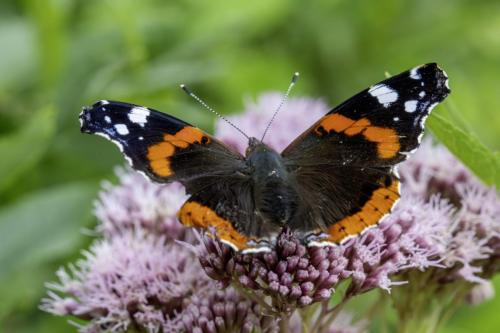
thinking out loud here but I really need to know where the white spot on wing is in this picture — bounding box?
[404,100,418,113]
[368,84,398,107]
[410,67,422,80]
[115,124,129,135]
[100,100,110,105]
[128,107,150,127]
[393,117,399,121]
[104,116,111,123]
[419,91,426,98]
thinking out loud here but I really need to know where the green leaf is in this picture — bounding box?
[24,0,72,89]
[0,267,55,320]
[427,112,500,187]
[0,18,37,88]
[0,182,97,282]
[0,106,56,194]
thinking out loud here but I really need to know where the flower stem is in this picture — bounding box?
[393,270,473,333]
[232,281,279,316]
[309,289,352,333]
[279,314,290,332]
[308,300,329,333]
[298,302,321,332]
[433,284,471,331]
[321,294,351,333]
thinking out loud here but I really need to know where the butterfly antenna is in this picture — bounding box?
[260,72,299,142]
[180,84,250,140]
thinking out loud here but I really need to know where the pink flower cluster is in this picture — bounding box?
[399,140,500,283]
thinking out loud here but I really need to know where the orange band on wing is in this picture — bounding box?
[164,127,208,149]
[343,118,371,136]
[149,159,172,177]
[327,178,400,243]
[316,114,400,159]
[316,114,355,133]
[178,201,249,250]
[148,142,175,160]
[147,126,211,177]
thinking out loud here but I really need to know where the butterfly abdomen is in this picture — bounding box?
[258,178,299,226]
[246,141,300,228]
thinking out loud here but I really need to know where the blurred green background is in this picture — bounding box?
[0,0,499,332]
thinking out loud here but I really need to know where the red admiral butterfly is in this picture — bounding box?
[80,63,450,253]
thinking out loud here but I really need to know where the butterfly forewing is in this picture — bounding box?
[80,100,244,186]
[283,63,449,166]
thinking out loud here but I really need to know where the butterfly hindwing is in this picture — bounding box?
[288,166,400,246]
[178,179,278,253]
[282,63,450,245]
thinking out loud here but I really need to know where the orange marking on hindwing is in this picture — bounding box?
[146,126,210,177]
[327,179,400,243]
[315,114,400,159]
[178,201,248,250]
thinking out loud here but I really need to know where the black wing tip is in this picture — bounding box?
[435,64,451,96]
[413,63,451,101]
[429,62,450,92]
[79,100,123,133]
[79,106,93,133]
[79,100,113,134]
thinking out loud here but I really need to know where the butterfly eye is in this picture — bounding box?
[201,136,209,144]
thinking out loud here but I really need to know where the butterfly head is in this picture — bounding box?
[245,138,286,180]
[246,137,271,157]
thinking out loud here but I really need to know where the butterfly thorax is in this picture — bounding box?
[245,138,299,228]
